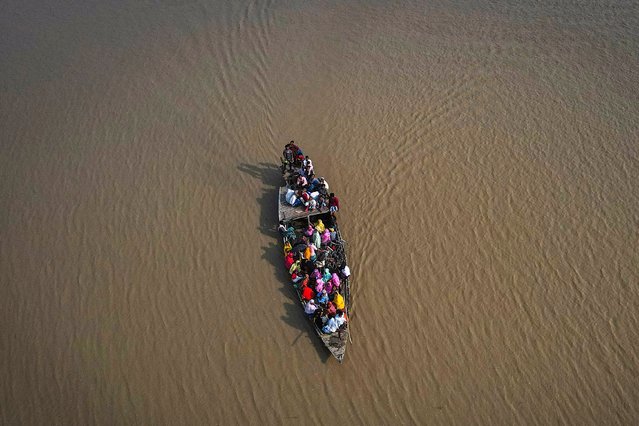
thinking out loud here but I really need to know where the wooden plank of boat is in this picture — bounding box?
[278,187,330,222]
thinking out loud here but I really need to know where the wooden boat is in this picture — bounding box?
[278,166,351,362]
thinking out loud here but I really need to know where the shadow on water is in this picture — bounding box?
[237,162,330,363]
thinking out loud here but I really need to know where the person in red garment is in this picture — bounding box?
[301,282,315,302]
[284,251,294,269]
[329,193,339,215]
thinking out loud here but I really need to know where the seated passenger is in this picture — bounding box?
[322,268,332,283]
[314,278,324,294]
[304,243,317,261]
[289,259,301,275]
[312,229,321,248]
[304,224,314,237]
[307,177,320,192]
[283,240,292,254]
[296,175,308,188]
[315,308,328,329]
[304,299,318,316]
[325,280,334,295]
[329,228,337,241]
[301,258,314,274]
[301,283,314,302]
[341,264,351,278]
[334,292,345,310]
[321,229,331,245]
[335,310,346,328]
[326,301,337,317]
[315,219,325,233]
[283,227,296,242]
[285,188,295,202]
[288,192,298,206]
[291,240,306,256]
[316,289,329,305]
[284,252,294,269]
[322,316,339,334]
[331,272,341,289]
[305,198,317,211]
[298,272,309,286]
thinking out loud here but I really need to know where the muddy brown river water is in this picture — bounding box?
[1,0,638,424]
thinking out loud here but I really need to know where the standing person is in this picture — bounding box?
[329,193,340,216]
[283,145,294,170]
[319,177,329,193]
[305,158,314,176]
[289,140,300,154]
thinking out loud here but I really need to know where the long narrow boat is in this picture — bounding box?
[277,159,351,362]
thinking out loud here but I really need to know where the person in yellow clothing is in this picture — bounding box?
[283,241,292,255]
[289,259,301,275]
[315,219,325,233]
[333,291,345,310]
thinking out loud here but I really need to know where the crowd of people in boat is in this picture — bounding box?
[282,142,340,214]
[279,142,349,335]
[279,217,351,334]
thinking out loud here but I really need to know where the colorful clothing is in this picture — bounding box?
[322,317,338,334]
[335,313,346,328]
[331,273,341,288]
[301,286,314,301]
[304,300,318,315]
[317,291,329,305]
[289,260,301,275]
[284,253,294,269]
[321,229,331,244]
[334,293,345,310]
